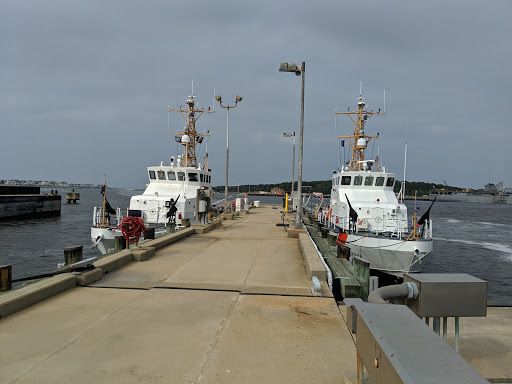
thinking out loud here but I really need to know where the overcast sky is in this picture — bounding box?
[1,1,511,189]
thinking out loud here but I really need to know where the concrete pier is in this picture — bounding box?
[0,205,511,383]
[0,185,61,219]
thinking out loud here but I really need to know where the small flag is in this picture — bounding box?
[175,136,182,143]
[415,201,419,211]
[313,192,323,199]
[341,140,345,147]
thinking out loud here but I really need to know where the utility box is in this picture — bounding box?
[404,273,487,318]
[235,198,246,211]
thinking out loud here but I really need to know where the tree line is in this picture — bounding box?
[213,180,461,196]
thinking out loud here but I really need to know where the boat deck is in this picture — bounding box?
[1,206,511,383]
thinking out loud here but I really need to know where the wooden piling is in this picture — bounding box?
[353,256,370,301]
[63,246,83,265]
[0,265,12,292]
[327,232,336,246]
[145,227,156,239]
[337,243,351,259]
[323,257,361,299]
[115,236,126,251]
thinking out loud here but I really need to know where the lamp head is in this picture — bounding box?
[235,95,243,103]
[279,62,301,74]
[215,95,222,102]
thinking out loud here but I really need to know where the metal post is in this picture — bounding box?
[225,106,230,214]
[217,95,241,215]
[455,317,460,353]
[296,62,305,229]
[433,317,441,336]
[356,351,364,384]
[292,133,295,195]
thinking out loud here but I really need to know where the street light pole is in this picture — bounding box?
[216,95,242,214]
[298,62,305,228]
[279,62,305,228]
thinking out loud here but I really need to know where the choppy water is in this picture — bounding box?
[1,190,511,304]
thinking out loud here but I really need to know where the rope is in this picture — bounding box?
[113,216,146,243]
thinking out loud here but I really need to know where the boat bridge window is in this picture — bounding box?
[188,173,198,182]
[364,176,374,186]
[200,174,204,182]
[386,177,395,188]
[341,176,352,186]
[375,177,385,187]
[177,172,185,181]
[167,171,176,180]
[149,170,156,180]
[157,171,166,180]
[354,176,363,186]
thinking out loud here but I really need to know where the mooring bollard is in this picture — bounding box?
[115,236,126,251]
[166,223,176,234]
[0,265,12,292]
[63,246,83,265]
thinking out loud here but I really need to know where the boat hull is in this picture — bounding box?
[343,234,433,275]
[91,226,120,255]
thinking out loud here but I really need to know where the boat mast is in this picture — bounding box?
[99,180,108,228]
[169,94,214,168]
[335,93,385,171]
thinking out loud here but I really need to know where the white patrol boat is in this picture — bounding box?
[322,92,434,275]
[91,93,214,255]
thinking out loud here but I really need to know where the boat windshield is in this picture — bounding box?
[354,176,363,186]
[157,171,166,180]
[364,176,373,186]
[149,170,156,180]
[177,172,185,181]
[189,173,198,182]
[167,171,176,180]
[386,177,395,188]
[341,176,351,186]
[376,177,385,187]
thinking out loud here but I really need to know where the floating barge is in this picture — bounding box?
[0,185,61,220]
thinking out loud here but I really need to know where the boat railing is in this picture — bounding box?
[423,219,433,240]
[366,216,408,238]
[93,206,123,228]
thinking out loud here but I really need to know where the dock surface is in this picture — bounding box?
[1,206,511,383]
[1,207,357,383]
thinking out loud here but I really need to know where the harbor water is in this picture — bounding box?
[1,188,511,305]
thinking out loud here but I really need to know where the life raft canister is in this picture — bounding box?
[336,233,348,245]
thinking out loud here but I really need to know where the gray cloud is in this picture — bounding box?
[1,0,511,189]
